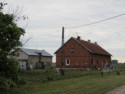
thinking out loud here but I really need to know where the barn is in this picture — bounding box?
[55,36,112,69]
[15,48,52,70]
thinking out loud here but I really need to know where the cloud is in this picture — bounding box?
[4,0,125,62]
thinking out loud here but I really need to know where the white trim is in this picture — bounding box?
[65,58,70,65]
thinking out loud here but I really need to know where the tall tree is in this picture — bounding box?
[0,2,25,93]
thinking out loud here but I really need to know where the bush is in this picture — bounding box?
[116,71,120,75]
[0,77,8,94]
[0,77,16,94]
[47,76,54,81]
[0,55,19,83]
[18,78,26,85]
[0,51,22,93]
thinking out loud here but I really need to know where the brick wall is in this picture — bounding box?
[56,38,111,69]
[56,38,90,68]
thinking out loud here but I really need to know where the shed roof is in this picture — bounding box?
[20,48,52,57]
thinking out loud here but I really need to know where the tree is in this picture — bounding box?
[0,3,25,53]
[0,2,25,93]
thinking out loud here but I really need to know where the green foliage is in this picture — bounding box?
[11,70,125,94]
[0,77,16,94]
[19,69,85,84]
[116,71,120,75]
[46,76,54,81]
[0,2,25,93]
[0,49,20,94]
[60,68,65,76]
[0,12,25,53]
[0,53,18,80]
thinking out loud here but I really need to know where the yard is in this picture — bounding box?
[11,68,125,94]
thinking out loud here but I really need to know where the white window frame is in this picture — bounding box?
[65,58,70,65]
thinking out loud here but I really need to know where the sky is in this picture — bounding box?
[3,0,125,62]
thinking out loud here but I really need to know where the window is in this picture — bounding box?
[70,48,74,53]
[70,46,74,53]
[65,58,70,65]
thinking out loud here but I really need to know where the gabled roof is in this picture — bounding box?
[20,48,52,57]
[55,37,111,56]
[74,38,111,56]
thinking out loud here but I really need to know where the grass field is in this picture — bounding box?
[11,69,125,94]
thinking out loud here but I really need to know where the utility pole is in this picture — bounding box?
[62,27,64,46]
[60,27,65,76]
[61,27,64,67]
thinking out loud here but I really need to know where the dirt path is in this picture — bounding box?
[106,85,125,94]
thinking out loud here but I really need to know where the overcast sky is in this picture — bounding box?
[3,0,125,62]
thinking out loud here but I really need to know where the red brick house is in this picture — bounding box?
[55,36,111,69]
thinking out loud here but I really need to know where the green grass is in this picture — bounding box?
[11,69,125,94]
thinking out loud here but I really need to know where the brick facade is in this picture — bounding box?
[55,37,111,69]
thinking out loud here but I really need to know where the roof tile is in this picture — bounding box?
[74,38,111,56]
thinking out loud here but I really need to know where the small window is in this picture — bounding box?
[70,48,74,53]
[65,58,70,65]
[70,46,74,53]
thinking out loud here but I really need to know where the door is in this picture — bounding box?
[19,61,27,70]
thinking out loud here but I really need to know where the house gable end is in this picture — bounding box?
[54,37,73,54]
[55,37,111,56]
[16,49,29,60]
[55,37,92,55]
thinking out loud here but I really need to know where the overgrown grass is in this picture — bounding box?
[11,69,125,94]
[19,69,87,84]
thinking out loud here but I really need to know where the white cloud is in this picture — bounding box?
[3,0,125,62]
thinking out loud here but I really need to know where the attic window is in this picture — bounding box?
[70,46,74,53]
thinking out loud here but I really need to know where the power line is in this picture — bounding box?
[65,12,125,29]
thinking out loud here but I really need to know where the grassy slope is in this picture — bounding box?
[13,70,125,94]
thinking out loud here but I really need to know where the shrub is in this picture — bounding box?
[116,71,120,75]
[47,76,54,81]
[0,77,16,94]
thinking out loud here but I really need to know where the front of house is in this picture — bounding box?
[15,48,52,70]
[55,36,111,69]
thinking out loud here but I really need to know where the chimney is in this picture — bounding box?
[88,40,91,43]
[94,42,97,44]
[77,36,80,41]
